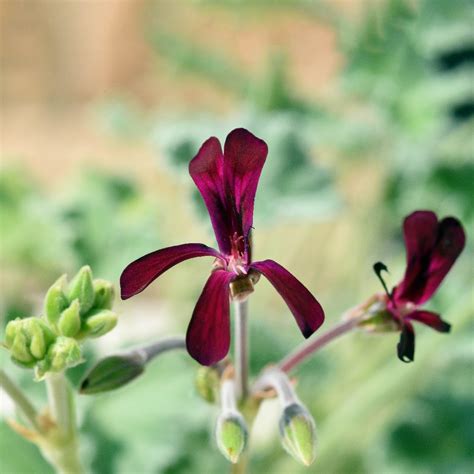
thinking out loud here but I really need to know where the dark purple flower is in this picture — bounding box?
[382,211,465,362]
[120,128,325,366]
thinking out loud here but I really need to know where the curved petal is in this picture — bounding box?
[395,212,466,305]
[406,310,451,333]
[189,137,231,255]
[186,270,234,365]
[223,128,268,239]
[120,244,221,299]
[397,321,415,363]
[250,260,324,338]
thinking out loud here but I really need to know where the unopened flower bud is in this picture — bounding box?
[43,275,68,327]
[195,366,220,403]
[92,279,115,310]
[58,299,81,337]
[67,266,94,315]
[80,352,146,394]
[36,336,82,379]
[5,318,56,368]
[216,413,248,464]
[81,310,117,338]
[279,403,317,466]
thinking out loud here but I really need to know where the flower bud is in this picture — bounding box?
[43,275,68,327]
[67,266,94,315]
[36,336,82,379]
[92,279,115,310]
[58,299,81,337]
[216,413,248,464]
[5,318,56,368]
[81,310,117,338]
[195,366,220,403]
[80,352,146,394]
[279,403,317,466]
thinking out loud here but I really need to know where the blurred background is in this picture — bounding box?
[1,0,472,473]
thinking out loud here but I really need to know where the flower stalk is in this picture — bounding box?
[0,369,42,432]
[41,371,84,474]
[278,315,364,373]
[234,299,249,400]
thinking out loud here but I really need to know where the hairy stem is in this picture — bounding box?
[234,299,249,400]
[0,369,41,432]
[279,314,366,373]
[253,367,298,406]
[140,336,186,362]
[43,372,83,474]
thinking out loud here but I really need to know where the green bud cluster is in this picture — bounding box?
[4,266,118,379]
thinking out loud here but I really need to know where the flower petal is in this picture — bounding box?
[397,322,415,363]
[189,137,231,255]
[223,128,268,240]
[250,260,324,338]
[406,310,451,333]
[186,270,234,365]
[120,243,221,299]
[394,212,466,305]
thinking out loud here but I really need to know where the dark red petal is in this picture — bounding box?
[397,322,415,363]
[223,128,268,239]
[406,310,451,333]
[250,260,324,338]
[395,212,466,305]
[189,137,231,255]
[186,270,234,366]
[120,244,221,299]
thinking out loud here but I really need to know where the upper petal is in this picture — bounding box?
[186,270,234,365]
[406,310,451,333]
[189,137,231,255]
[120,243,221,299]
[394,212,466,305]
[250,260,324,338]
[223,128,268,240]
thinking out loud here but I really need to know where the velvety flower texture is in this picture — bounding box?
[120,128,325,365]
[386,211,465,362]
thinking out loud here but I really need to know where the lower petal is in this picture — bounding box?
[186,270,234,366]
[406,310,451,333]
[250,260,325,338]
[397,322,415,363]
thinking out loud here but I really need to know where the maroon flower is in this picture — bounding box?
[120,128,325,365]
[378,210,465,362]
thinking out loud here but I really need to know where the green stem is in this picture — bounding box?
[42,372,84,474]
[234,299,249,400]
[231,453,249,474]
[0,369,42,432]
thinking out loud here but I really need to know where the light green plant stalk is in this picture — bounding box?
[38,373,83,474]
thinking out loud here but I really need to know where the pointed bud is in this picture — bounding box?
[43,275,69,327]
[81,310,117,338]
[58,299,81,337]
[5,318,56,367]
[195,366,220,403]
[92,279,115,310]
[80,352,146,394]
[216,413,248,464]
[279,403,317,466]
[67,266,94,315]
[36,337,82,379]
